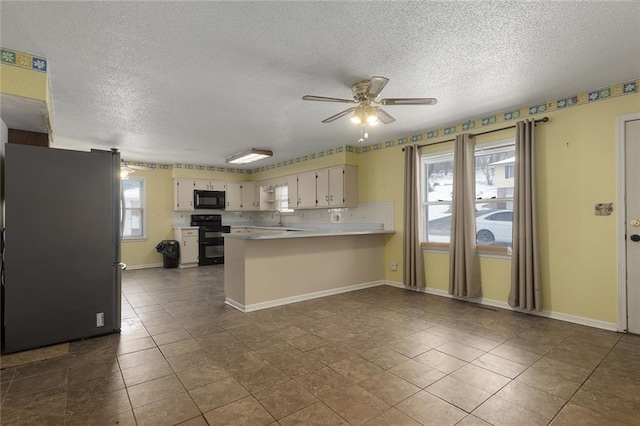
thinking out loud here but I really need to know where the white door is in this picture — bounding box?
[626,119,640,333]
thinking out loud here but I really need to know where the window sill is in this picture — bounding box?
[122,237,147,243]
[421,242,511,258]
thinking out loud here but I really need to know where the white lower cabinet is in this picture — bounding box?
[173,228,199,266]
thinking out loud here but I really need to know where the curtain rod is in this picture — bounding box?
[401,116,549,151]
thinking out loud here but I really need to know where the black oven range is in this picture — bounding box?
[190,214,230,265]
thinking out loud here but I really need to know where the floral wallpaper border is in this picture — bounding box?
[0,47,47,72]
[163,78,638,175]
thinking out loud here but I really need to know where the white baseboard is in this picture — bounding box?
[226,280,386,313]
[124,263,163,270]
[385,281,617,332]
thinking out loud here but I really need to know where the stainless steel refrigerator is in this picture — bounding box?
[3,143,122,353]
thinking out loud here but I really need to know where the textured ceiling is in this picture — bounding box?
[1,2,639,167]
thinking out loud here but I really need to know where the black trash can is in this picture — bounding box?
[155,240,180,268]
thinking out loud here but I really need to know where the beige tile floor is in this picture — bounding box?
[1,265,640,425]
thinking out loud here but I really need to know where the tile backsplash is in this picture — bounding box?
[172,201,395,230]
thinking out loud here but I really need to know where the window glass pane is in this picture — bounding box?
[276,186,293,212]
[123,209,143,237]
[475,149,515,199]
[475,201,512,246]
[121,178,144,239]
[122,180,142,208]
[424,156,454,202]
[424,204,451,243]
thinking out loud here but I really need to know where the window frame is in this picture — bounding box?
[121,176,146,241]
[420,139,515,255]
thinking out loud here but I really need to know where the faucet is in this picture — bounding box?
[271,210,283,226]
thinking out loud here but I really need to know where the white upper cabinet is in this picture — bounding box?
[290,165,357,209]
[296,171,317,209]
[225,182,242,210]
[329,165,357,207]
[287,174,298,209]
[225,182,258,211]
[194,180,226,191]
[174,178,195,211]
[241,182,258,210]
[316,168,330,207]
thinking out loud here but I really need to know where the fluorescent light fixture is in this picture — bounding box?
[226,148,273,164]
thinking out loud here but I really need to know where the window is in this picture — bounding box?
[421,140,515,247]
[505,164,515,179]
[275,185,294,212]
[122,177,145,239]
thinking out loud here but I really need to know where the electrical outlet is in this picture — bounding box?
[96,312,104,327]
[391,262,398,272]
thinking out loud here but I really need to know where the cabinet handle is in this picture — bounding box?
[330,195,334,201]
[326,195,329,201]
[183,241,186,246]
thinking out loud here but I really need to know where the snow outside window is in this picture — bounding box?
[421,140,515,247]
[122,177,145,239]
[275,186,293,213]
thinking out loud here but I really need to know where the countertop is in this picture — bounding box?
[223,223,394,240]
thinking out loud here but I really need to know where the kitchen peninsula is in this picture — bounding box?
[223,226,394,312]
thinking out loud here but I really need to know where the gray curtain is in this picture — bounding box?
[509,119,541,310]
[449,134,482,298]
[403,145,425,287]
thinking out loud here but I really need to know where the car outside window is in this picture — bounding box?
[421,140,515,247]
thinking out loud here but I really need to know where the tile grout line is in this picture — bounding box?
[544,329,623,425]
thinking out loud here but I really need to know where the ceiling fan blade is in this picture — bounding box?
[302,95,356,103]
[376,108,396,124]
[367,76,389,97]
[379,97,438,106]
[321,107,358,123]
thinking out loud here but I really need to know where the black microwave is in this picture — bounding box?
[194,190,225,209]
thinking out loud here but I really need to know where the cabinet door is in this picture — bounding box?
[194,180,208,190]
[287,175,298,209]
[209,181,226,191]
[225,182,242,210]
[316,168,330,207]
[181,235,199,264]
[297,171,317,208]
[328,166,345,206]
[342,165,358,207]
[175,179,195,211]
[241,182,257,210]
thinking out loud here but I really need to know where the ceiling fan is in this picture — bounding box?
[302,76,437,136]
[120,161,152,179]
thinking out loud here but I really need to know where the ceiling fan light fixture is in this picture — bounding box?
[365,107,378,125]
[350,114,362,124]
[226,148,273,165]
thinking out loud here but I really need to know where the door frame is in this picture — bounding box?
[616,112,640,332]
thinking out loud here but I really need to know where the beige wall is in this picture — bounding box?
[356,93,640,324]
[121,167,174,267]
